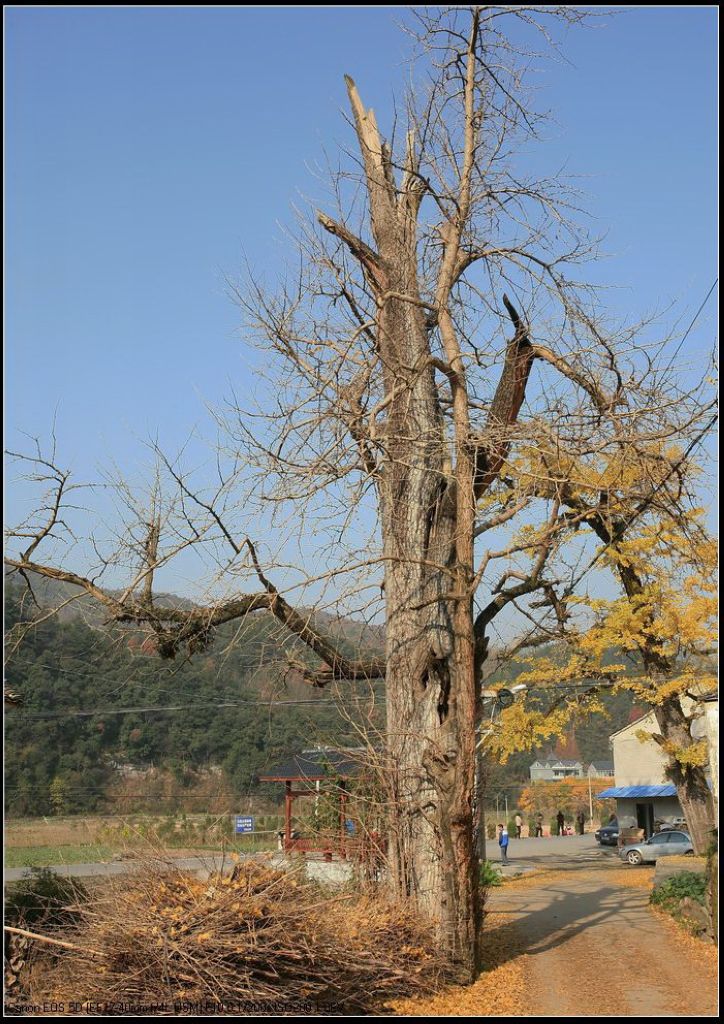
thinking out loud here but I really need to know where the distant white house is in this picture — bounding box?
[529,758,614,781]
[529,758,584,781]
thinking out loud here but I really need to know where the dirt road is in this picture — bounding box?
[490,858,717,1016]
[397,839,717,1017]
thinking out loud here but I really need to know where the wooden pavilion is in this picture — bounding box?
[258,747,368,860]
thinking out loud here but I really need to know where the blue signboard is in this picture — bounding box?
[234,815,254,834]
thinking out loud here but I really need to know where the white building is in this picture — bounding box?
[529,758,584,781]
[597,711,682,836]
[703,695,719,810]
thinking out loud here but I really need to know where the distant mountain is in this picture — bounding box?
[5,568,384,652]
[4,576,385,817]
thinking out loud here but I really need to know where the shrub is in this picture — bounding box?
[479,860,503,887]
[5,867,87,930]
[651,871,707,910]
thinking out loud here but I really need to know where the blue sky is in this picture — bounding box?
[5,7,718,603]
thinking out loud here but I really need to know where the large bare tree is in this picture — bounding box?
[6,7,716,979]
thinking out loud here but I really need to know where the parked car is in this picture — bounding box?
[595,823,620,846]
[619,830,693,865]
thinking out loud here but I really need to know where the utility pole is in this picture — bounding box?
[477,684,528,863]
[588,766,594,824]
[475,745,488,863]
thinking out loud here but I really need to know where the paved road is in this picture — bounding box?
[490,832,620,876]
[4,833,605,883]
[488,831,605,864]
[4,852,258,884]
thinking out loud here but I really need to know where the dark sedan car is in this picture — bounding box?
[595,823,620,846]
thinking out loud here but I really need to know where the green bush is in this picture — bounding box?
[651,871,707,910]
[507,818,518,837]
[479,860,503,887]
[5,867,87,929]
[550,817,560,836]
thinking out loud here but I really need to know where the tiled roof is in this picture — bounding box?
[258,748,365,782]
[531,758,583,768]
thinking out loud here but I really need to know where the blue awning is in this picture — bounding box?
[596,785,677,799]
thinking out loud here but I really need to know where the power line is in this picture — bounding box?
[10,681,611,721]
[10,696,386,720]
[663,277,718,372]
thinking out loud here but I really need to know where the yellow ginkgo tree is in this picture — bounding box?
[487,442,717,853]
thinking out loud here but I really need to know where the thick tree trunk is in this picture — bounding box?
[474,746,488,864]
[383,559,479,980]
[378,437,480,975]
[654,697,715,854]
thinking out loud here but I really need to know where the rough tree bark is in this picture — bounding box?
[653,698,714,853]
[320,44,549,969]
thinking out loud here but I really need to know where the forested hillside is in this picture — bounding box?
[4,580,384,816]
[5,579,634,817]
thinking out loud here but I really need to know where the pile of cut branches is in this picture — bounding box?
[29,858,448,1015]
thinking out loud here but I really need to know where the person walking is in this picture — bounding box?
[514,812,523,839]
[535,813,544,837]
[498,823,510,864]
[556,810,565,836]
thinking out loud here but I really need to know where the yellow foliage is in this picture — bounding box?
[485,701,571,762]
[482,443,717,792]
[660,739,710,768]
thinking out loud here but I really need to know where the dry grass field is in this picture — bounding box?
[4,814,279,868]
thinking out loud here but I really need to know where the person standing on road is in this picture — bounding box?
[535,813,544,837]
[556,810,565,836]
[498,823,509,864]
[515,812,523,839]
[576,810,586,835]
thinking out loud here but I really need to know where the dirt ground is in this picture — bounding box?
[396,857,718,1017]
